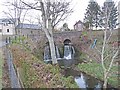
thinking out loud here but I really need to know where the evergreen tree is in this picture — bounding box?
[93,3,101,30]
[62,23,70,31]
[100,0,118,30]
[84,0,101,30]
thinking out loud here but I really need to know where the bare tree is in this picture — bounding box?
[49,1,73,29]
[81,1,119,89]
[100,2,119,89]
[36,1,73,30]
[3,0,29,35]
[20,0,73,64]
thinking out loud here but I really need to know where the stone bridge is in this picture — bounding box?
[53,31,82,45]
[3,31,83,48]
[34,31,83,47]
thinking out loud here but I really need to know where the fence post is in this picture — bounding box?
[9,37,11,44]
[6,37,8,43]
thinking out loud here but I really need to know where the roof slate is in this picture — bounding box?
[0,18,16,24]
[17,23,41,30]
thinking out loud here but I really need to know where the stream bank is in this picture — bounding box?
[8,36,119,89]
[62,68,118,90]
[9,43,118,89]
[2,46,11,88]
[1,43,21,88]
[9,44,78,88]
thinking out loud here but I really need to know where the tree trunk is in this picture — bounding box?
[40,1,57,64]
[48,19,57,64]
[48,37,57,64]
[44,28,57,64]
[103,72,108,90]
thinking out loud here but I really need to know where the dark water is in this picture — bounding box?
[63,68,102,89]
[43,42,118,89]
[57,58,118,90]
[57,58,82,68]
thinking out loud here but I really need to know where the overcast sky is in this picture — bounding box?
[0,0,120,29]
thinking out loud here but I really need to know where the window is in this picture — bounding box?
[7,29,9,32]
[4,23,8,26]
[0,29,2,32]
[6,23,8,26]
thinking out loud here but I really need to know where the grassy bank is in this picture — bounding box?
[10,43,78,88]
[10,35,119,88]
[77,30,118,88]
[77,60,118,88]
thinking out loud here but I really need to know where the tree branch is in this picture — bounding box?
[21,1,41,11]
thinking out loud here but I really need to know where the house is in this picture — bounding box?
[16,23,42,36]
[0,18,17,35]
[74,20,84,31]
[118,1,120,28]
[0,18,42,36]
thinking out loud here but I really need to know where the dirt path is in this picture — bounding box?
[1,46,11,88]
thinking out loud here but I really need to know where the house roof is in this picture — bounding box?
[74,20,83,26]
[17,23,41,30]
[89,0,96,2]
[0,18,17,24]
[105,0,112,2]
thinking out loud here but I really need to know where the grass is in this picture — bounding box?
[11,36,26,44]
[10,44,78,88]
[77,30,118,88]
[77,60,118,88]
[10,32,118,88]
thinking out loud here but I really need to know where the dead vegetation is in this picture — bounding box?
[10,44,78,88]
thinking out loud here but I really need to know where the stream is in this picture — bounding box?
[3,37,118,89]
[64,68,102,89]
[61,42,118,89]
[57,58,119,90]
[43,43,118,89]
[6,47,118,89]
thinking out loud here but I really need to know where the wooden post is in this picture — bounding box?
[9,37,11,44]
[6,37,8,43]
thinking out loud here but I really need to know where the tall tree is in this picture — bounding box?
[100,0,118,30]
[21,0,73,64]
[49,1,73,29]
[3,0,29,35]
[84,0,101,30]
[62,23,70,31]
[93,3,101,30]
[81,1,119,89]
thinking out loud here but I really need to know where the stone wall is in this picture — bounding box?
[53,31,82,46]
[27,29,119,61]
[29,29,118,47]
[18,28,43,36]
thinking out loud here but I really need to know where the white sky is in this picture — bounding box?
[0,0,120,29]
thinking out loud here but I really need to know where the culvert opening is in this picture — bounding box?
[63,39,71,45]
